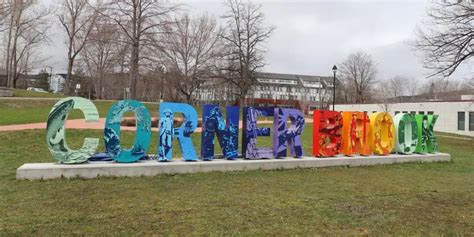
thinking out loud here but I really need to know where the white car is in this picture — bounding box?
[26,87,48,93]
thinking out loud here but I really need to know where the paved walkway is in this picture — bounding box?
[436,134,473,141]
[0,118,122,132]
[0,118,308,132]
[2,119,472,141]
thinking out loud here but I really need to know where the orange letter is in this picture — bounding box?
[342,112,371,156]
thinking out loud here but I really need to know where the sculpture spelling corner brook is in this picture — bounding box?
[45,98,440,164]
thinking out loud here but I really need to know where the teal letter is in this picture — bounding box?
[104,100,151,163]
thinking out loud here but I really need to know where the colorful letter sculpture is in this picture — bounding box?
[394,113,418,154]
[158,102,199,161]
[313,110,343,157]
[201,105,239,160]
[46,97,99,164]
[104,100,151,163]
[341,112,371,156]
[273,108,305,158]
[242,107,274,159]
[415,115,439,153]
[368,112,395,155]
[45,97,443,164]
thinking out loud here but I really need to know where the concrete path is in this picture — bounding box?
[0,118,160,132]
[436,134,473,141]
[0,118,303,132]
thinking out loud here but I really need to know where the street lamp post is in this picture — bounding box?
[332,65,337,111]
[75,83,81,97]
[159,64,167,103]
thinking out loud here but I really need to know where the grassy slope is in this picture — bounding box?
[0,99,162,125]
[12,89,65,98]
[0,124,472,235]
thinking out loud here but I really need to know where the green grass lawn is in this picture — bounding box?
[0,123,473,235]
[0,99,163,125]
[12,89,65,98]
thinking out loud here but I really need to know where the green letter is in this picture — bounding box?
[46,97,99,163]
[415,114,439,153]
[394,113,418,154]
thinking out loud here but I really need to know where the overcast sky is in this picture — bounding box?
[40,0,472,81]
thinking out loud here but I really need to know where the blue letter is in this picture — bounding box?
[201,105,239,160]
[273,108,305,158]
[158,102,198,161]
[242,107,275,159]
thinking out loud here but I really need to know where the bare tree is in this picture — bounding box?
[107,0,178,99]
[58,0,99,95]
[377,97,393,113]
[158,13,222,104]
[220,0,275,103]
[317,88,331,110]
[81,14,120,99]
[386,75,409,102]
[0,2,11,31]
[406,77,420,100]
[465,77,474,90]
[414,0,473,77]
[339,51,377,103]
[4,0,50,88]
[417,77,465,100]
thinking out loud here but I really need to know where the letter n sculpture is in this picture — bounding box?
[201,105,239,160]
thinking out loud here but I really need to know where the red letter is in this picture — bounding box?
[313,110,343,157]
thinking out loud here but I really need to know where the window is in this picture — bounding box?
[402,111,408,114]
[395,111,400,115]
[458,112,465,131]
[372,111,377,114]
[419,111,425,115]
[427,111,434,115]
[470,112,474,131]
[410,111,416,114]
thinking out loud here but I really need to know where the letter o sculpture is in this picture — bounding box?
[394,113,418,154]
[104,100,151,163]
[369,112,395,155]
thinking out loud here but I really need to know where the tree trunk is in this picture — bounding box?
[8,29,19,88]
[99,72,103,100]
[5,12,14,88]
[65,57,74,95]
[129,42,139,99]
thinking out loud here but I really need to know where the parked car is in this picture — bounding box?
[26,87,48,93]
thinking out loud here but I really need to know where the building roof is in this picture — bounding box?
[255,72,338,89]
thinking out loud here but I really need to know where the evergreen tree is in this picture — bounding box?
[36,69,50,91]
